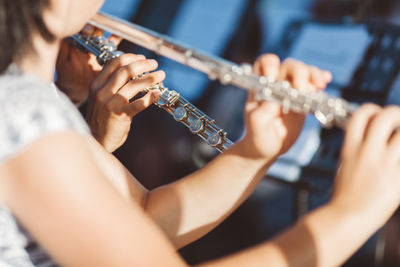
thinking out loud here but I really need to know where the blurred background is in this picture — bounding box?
[96,0,400,265]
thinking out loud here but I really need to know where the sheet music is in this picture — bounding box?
[289,23,372,87]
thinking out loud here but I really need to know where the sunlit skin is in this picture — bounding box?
[1,0,400,266]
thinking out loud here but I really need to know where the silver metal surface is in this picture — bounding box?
[88,12,358,129]
[71,33,233,153]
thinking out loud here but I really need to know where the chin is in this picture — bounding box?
[52,0,105,37]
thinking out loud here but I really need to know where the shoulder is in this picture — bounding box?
[0,72,89,162]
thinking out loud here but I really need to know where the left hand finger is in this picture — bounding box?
[82,24,96,35]
[108,35,123,47]
[56,40,71,67]
[96,58,159,99]
[69,46,102,72]
[81,24,122,48]
[117,70,166,100]
[91,54,147,90]
[123,90,161,117]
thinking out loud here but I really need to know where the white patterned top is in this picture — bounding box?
[0,64,89,266]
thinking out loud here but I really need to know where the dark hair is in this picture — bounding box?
[0,0,55,74]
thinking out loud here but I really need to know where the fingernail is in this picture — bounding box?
[157,70,166,79]
[265,67,278,78]
[149,59,158,67]
[152,90,161,97]
[82,25,94,34]
[324,71,333,81]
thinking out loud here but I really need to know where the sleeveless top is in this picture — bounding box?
[0,64,90,266]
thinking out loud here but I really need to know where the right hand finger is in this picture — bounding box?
[253,54,281,80]
[364,106,400,151]
[344,105,400,158]
[342,103,381,157]
[280,59,311,90]
[248,54,281,114]
[310,66,332,89]
[388,129,400,162]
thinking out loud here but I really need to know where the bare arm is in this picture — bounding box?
[198,104,400,267]
[0,132,185,267]
[58,44,342,249]
[83,118,273,249]
[144,55,333,248]
[145,143,272,248]
[0,132,356,267]
[197,203,375,267]
[2,104,399,266]
[77,54,332,248]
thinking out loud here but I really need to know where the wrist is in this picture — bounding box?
[323,200,384,232]
[233,138,279,165]
[229,140,278,170]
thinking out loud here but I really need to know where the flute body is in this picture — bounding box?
[88,12,358,129]
[71,34,233,152]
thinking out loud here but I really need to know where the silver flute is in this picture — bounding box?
[71,33,233,153]
[88,12,359,129]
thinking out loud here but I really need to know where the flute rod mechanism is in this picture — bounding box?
[89,12,358,129]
